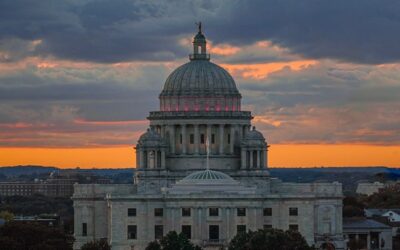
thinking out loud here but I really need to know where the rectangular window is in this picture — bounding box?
[263,224,272,230]
[182,225,191,239]
[227,134,231,144]
[155,225,163,239]
[200,134,205,144]
[128,225,137,239]
[211,134,215,144]
[289,207,298,216]
[182,207,191,217]
[263,208,272,216]
[82,223,87,236]
[209,207,219,216]
[128,208,137,217]
[237,225,246,235]
[180,134,183,144]
[154,208,164,217]
[209,225,219,240]
[289,224,299,231]
[190,134,194,144]
[237,208,246,216]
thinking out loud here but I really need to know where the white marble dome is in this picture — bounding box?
[160,60,239,97]
[158,28,242,112]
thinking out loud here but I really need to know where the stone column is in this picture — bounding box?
[196,207,201,240]
[219,124,224,155]
[161,125,165,137]
[147,150,152,169]
[139,149,144,168]
[170,125,175,154]
[182,124,187,154]
[257,150,261,168]
[239,125,243,141]
[264,149,268,168]
[249,150,253,168]
[241,149,246,169]
[230,125,235,154]
[194,124,199,155]
[154,150,158,168]
[226,208,231,240]
[161,150,166,169]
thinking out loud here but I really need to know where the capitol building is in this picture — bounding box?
[73,26,344,250]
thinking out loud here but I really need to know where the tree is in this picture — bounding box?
[228,228,313,250]
[145,241,162,250]
[0,221,74,250]
[80,239,111,250]
[342,196,365,217]
[145,231,202,250]
[0,211,14,222]
[361,183,400,208]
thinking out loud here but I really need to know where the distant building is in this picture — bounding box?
[0,169,110,197]
[13,214,61,227]
[365,209,400,223]
[356,181,399,196]
[343,218,392,250]
[73,26,345,250]
[0,182,71,197]
[365,209,400,238]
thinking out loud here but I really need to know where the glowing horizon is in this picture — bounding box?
[0,144,398,169]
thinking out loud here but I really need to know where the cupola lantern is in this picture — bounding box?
[190,22,210,61]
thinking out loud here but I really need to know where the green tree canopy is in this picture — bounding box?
[145,231,201,250]
[0,221,73,250]
[0,211,14,222]
[80,239,111,250]
[228,228,313,250]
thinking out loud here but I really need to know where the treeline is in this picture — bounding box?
[343,183,400,217]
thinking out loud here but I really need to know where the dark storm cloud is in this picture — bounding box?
[1,0,400,64]
[0,0,215,62]
[212,0,400,64]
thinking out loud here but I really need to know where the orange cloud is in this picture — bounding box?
[73,119,147,126]
[221,60,317,80]
[209,44,241,56]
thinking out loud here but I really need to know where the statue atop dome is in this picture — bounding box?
[196,21,202,34]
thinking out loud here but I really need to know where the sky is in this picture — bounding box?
[0,0,399,168]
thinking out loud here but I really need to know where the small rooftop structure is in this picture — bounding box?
[344,218,392,230]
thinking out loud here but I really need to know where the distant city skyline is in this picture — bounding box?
[0,1,399,168]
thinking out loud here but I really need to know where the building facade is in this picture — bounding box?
[0,169,110,197]
[343,218,392,250]
[73,26,345,250]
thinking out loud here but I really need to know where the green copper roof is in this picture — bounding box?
[182,169,234,181]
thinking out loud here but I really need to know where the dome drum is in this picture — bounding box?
[159,95,241,112]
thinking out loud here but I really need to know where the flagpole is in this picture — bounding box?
[206,136,210,170]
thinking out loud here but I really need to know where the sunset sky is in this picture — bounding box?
[0,0,399,168]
